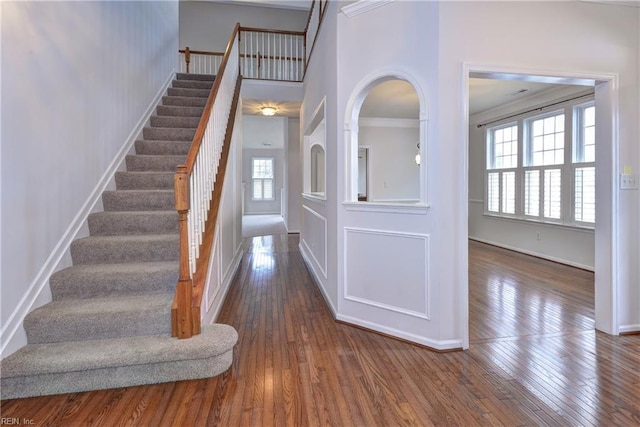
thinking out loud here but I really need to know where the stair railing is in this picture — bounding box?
[238,27,306,82]
[178,47,224,75]
[173,23,241,339]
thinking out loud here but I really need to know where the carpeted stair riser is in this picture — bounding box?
[176,72,216,82]
[167,87,210,98]
[50,262,178,300]
[102,190,174,211]
[70,234,179,265]
[171,79,214,90]
[1,325,237,399]
[88,211,178,236]
[126,154,187,172]
[24,294,172,344]
[150,115,201,129]
[115,171,175,190]
[143,127,195,141]
[134,140,192,156]
[156,105,204,118]
[162,96,208,107]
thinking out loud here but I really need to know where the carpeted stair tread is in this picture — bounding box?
[115,171,175,190]
[167,87,210,98]
[143,126,195,141]
[88,211,178,236]
[162,95,207,107]
[50,261,178,300]
[102,189,174,211]
[150,115,200,129]
[0,325,237,399]
[24,294,173,344]
[134,140,192,156]
[176,72,216,81]
[171,79,214,89]
[71,234,179,265]
[156,105,204,118]
[126,154,187,172]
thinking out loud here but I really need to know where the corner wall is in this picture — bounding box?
[0,1,179,357]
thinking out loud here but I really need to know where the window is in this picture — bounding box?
[484,95,595,228]
[252,157,274,200]
[572,103,596,224]
[486,124,517,216]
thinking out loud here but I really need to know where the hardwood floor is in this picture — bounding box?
[2,235,639,426]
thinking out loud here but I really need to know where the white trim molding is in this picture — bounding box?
[336,313,462,351]
[301,205,328,279]
[344,227,431,320]
[341,0,394,18]
[359,117,419,128]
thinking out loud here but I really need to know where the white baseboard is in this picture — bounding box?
[299,242,337,318]
[336,313,463,351]
[469,236,595,272]
[619,324,640,334]
[209,244,244,324]
[0,71,175,359]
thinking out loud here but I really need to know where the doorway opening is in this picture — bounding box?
[463,68,618,348]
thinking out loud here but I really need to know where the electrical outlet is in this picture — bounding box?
[536,232,541,241]
[620,173,639,190]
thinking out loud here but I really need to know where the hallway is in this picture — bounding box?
[2,235,639,425]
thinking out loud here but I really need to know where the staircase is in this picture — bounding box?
[0,73,238,400]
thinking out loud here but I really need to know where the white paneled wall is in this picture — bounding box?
[344,228,429,319]
[1,1,179,357]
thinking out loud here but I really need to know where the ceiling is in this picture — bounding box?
[243,99,301,117]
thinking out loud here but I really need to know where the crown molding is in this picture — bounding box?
[341,0,394,18]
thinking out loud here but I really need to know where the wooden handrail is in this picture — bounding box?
[184,23,240,173]
[172,23,241,339]
[179,48,224,56]
[239,26,305,37]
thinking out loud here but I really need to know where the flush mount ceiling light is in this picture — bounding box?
[261,106,277,116]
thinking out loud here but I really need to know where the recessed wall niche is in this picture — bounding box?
[303,99,326,199]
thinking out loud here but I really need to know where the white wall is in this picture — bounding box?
[299,1,339,313]
[179,1,308,52]
[301,0,638,350]
[336,1,447,349]
[242,148,285,214]
[286,117,302,232]
[1,1,179,357]
[439,1,639,335]
[358,124,419,202]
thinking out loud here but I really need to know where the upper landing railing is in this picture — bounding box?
[178,0,327,82]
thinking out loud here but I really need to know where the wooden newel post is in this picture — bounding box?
[185,47,191,74]
[173,166,194,338]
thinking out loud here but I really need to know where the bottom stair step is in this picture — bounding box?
[24,294,174,344]
[0,324,238,399]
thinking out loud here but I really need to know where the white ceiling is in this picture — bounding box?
[360,80,419,119]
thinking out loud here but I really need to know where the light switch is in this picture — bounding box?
[620,173,639,190]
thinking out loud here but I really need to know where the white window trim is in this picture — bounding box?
[251,157,275,201]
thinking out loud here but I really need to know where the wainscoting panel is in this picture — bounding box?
[301,205,327,278]
[344,227,430,319]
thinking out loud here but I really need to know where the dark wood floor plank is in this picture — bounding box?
[2,235,639,426]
